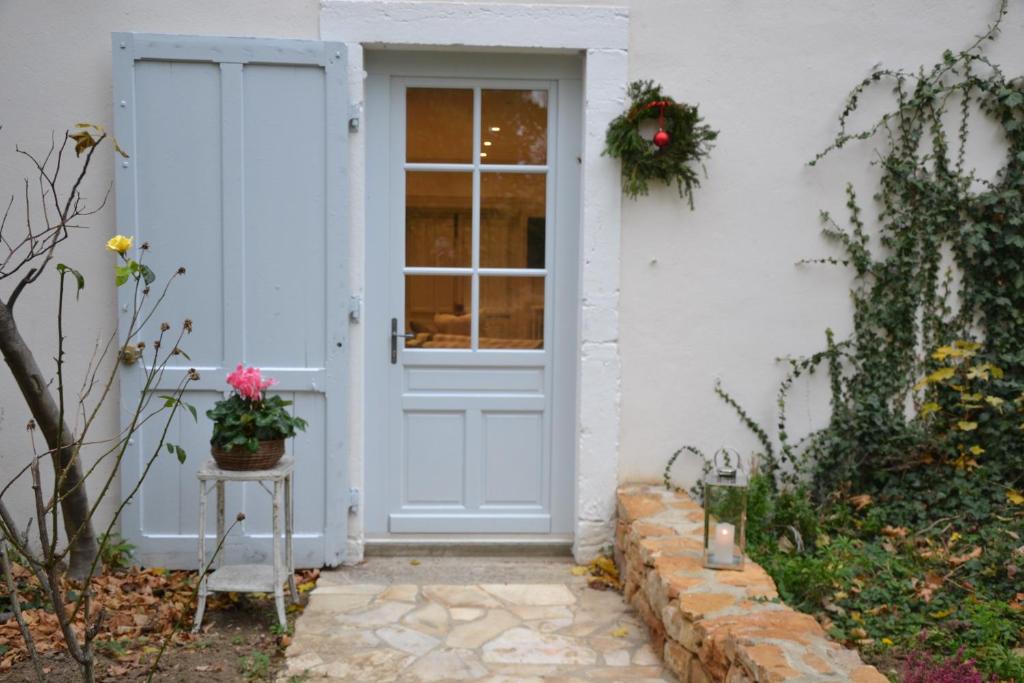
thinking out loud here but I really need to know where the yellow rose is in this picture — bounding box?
[106,234,133,255]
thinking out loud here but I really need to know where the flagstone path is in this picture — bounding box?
[279,558,676,682]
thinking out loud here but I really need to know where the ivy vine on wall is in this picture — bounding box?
[785,0,1024,495]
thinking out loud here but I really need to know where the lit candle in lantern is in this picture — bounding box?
[711,522,735,565]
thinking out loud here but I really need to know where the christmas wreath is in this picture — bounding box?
[604,80,718,206]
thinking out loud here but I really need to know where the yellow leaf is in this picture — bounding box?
[949,532,961,544]
[610,626,629,638]
[985,396,1005,408]
[850,611,863,623]
[69,130,96,157]
[149,567,167,576]
[990,365,1004,379]
[952,454,979,471]
[961,392,983,402]
[919,402,941,417]
[957,421,978,431]
[931,346,955,361]
[929,609,953,619]
[1007,490,1024,506]
[570,565,589,576]
[954,340,981,352]
[881,637,894,646]
[929,367,956,383]
[409,559,421,566]
[969,445,985,456]
[297,581,316,593]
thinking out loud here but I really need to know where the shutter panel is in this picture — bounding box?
[112,33,349,568]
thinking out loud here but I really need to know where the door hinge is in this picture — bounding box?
[348,295,362,323]
[348,487,360,513]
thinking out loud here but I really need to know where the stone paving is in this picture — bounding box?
[280,559,677,682]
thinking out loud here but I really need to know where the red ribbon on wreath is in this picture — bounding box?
[638,100,672,148]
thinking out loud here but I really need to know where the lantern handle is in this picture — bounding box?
[712,448,744,478]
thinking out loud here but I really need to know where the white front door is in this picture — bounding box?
[365,53,582,537]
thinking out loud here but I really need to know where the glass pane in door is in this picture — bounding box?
[406,172,472,267]
[481,89,548,165]
[407,88,473,163]
[480,173,546,268]
[480,276,544,348]
[405,276,471,348]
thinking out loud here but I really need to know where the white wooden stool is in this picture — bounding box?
[192,457,298,632]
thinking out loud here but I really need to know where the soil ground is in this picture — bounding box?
[6,592,297,682]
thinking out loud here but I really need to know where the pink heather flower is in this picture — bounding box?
[226,363,276,401]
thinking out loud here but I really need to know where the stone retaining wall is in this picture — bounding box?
[615,484,889,682]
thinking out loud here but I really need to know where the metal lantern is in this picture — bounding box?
[702,449,748,570]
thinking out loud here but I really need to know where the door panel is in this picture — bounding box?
[113,33,348,568]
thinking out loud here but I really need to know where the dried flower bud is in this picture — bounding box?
[26,419,36,431]
[187,368,200,381]
[141,241,150,250]
[183,319,193,333]
[153,340,161,350]
[142,286,151,296]
[177,266,186,275]
[160,322,170,332]
[172,346,182,355]
[235,512,246,522]
[136,341,146,350]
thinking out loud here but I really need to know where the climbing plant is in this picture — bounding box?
[788,0,1024,495]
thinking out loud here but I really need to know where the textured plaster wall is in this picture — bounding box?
[617,0,1024,489]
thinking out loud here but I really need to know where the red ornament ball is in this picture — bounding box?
[653,129,671,148]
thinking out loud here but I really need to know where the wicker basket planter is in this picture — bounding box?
[211,439,285,471]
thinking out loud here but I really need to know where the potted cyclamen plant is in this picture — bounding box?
[206,364,307,470]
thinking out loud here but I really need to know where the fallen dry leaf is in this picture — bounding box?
[881,525,909,539]
[914,572,944,603]
[950,546,983,566]
[849,494,873,511]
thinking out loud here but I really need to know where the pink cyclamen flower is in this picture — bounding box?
[226,363,276,401]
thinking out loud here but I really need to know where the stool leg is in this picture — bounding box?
[193,480,208,634]
[285,472,297,603]
[272,479,286,628]
[215,480,225,569]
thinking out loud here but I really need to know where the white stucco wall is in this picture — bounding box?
[1,0,1021,560]
[617,0,1024,488]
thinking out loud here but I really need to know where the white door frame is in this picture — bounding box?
[321,0,629,562]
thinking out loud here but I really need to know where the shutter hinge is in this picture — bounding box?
[348,295,362,323]
[348,487,360,513]
[348,103,362,133]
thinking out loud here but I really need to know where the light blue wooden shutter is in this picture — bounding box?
[112,33,349,568]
